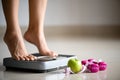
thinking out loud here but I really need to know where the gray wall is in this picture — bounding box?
[0,0,120,27]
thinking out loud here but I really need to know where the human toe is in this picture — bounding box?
[27,55,36,61]
[19,56,25,61]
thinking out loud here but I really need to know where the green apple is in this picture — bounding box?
[67,58,82,73]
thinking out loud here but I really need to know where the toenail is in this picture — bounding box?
[34,57,37,60]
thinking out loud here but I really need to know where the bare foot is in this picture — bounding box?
[4,30,36,61]
[24,29,58,57]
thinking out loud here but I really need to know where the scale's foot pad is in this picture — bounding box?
[3,53,76,73]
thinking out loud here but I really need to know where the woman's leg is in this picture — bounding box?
[2,0,35,60]
[24,0,58,57]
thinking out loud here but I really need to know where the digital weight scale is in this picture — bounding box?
[3,53,76,72]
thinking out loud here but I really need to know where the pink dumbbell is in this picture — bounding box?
[81,59,107,73]
[98,61,107,71]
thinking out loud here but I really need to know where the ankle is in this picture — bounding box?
[28,24,43,32]
[4,31,19,43]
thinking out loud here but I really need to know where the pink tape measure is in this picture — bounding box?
[81,59,107,73]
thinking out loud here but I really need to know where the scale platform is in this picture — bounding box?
[3,53,76,72]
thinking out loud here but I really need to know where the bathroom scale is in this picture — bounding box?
[3,53,76,73]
